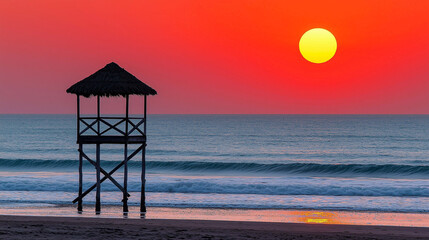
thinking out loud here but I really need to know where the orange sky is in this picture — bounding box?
[0,0,428,114]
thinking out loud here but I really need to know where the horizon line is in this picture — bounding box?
[2,113,429,115]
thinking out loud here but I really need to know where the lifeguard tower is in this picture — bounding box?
[66,62,157,214]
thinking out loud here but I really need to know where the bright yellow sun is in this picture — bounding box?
[299,28,337,64]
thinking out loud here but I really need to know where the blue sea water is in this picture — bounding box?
[0,114,429,212]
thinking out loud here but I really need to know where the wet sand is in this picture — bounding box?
[1,205,429,228]
[0,215,429,240]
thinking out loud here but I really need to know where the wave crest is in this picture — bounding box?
[1,158,429,177]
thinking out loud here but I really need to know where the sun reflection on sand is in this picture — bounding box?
[292,211,340,224]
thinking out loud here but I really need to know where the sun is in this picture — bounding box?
[299,28,337,64]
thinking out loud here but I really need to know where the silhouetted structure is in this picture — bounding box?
[67,62,157,214]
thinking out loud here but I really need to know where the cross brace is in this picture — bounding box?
[99,118,126,135]
[128,119,145,135]
[80,119,98,135]
[78,149,130,197]
[72,145,143,204]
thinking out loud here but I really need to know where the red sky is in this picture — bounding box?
[0,0,428,114]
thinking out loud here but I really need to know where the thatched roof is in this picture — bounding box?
[66,62,157,97]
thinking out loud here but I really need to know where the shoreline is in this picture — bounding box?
[0,215,429,239]
[1,205,429,228]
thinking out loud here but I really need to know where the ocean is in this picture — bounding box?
[1,114,429,213]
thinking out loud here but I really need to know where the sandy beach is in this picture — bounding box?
[0,215,428,240]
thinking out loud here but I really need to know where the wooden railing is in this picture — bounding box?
[78,117,145,136]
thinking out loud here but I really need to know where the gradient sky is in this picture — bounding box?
[0,0,428,114]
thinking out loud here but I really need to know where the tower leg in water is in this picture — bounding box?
[78,144,83,212]
[140,143,147,214]
[95,143,101,214]
[123,143,129,214]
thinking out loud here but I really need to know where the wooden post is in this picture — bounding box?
[77,95,83,212]
[97,96,100,136]
[95,96,101,214]
[144,95,147,134]
[141,143,147,214]
[78,144,83,212]
[141,95,147,213]
[77,95,80,140]
[123,95,129,213]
